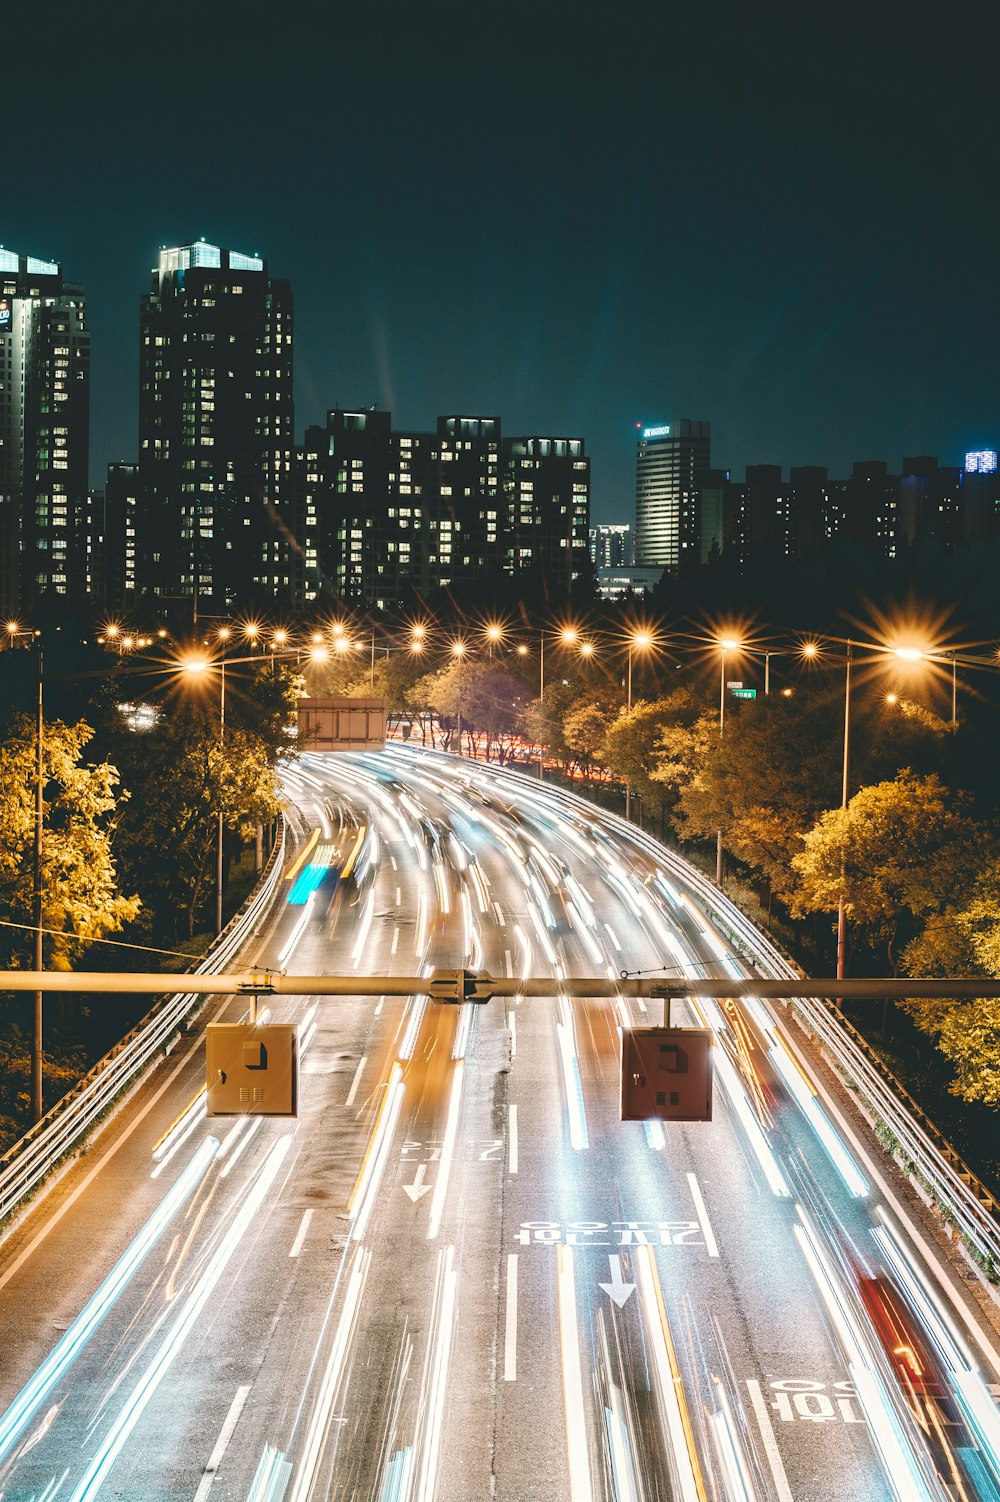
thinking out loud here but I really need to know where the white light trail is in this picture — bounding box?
[0,1136,219,1465]
[708,1377,759,1502]
[872,1219,1000,1477]
[555,1017,589,1152]
[278,892,315,970]
[219,1114,265,1178]
[289,1246,372,1502]
[413,1245,459,1502]
[793,1206,937,1502]
[350,888,377,965]
[68,1136,292,1502]
[634,1244,705,1502]
[244,1444,292,1502]
[427,1063,465,1239]
[713,1046,790,1196]
[769,1042,869,1197]
[150,1091,206,1178]
[350,1063,406,1241]
[556,1245,594,1502]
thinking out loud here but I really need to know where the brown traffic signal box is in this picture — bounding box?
[620,1026,713,1122]
[206,1022,299,1117]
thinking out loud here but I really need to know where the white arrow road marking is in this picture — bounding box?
[403,1163,432,1202]
[599,1254,636,1307]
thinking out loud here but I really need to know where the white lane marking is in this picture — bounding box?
[504,1254,518,1381]
[391,927,400,955]
[686,1172,719,1258]
[509,1012,517,1059]
[603,922,622,951]
[0,1006,226,1297]
[193,1384,251,1502]
[509,1104,518,1176]
[396,887,402,905]
[504,948,513,977]
[745,1380,794,1502]
[556,1244,593,1502]
[494,903,506,927]
[374,997,385,1017]
[390,856,398,870]
[345,1056,366,1108]
[346,1057,369,1117]
[289,1210,313,1259]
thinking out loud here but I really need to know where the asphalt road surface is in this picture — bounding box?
[0,743,998,1502]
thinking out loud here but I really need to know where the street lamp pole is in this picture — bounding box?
[714,636,742,884]
[538,634,545,779]
[716,645,728,884]
[216,657,226,937]
[836,640,853,982]
[625,642,634,821]
[32,647,44,1122]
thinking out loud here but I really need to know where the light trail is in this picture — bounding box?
[793,1205,940,1502]
[769,1041,869,1197]
[713,1046,790,1197]
[427,1063,464,1239]
[413,1245,459,1502]
[556,1244,594,1502]
[67,1136,292,1502]
[634,1245,708,1502]
[349,1063,406,1241]
[278,893,315,969]
[555,1002,589,1152]
[0,1137,219,1465]
[288,1246,373,1502]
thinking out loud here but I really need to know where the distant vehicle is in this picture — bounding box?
[285,823,367,914]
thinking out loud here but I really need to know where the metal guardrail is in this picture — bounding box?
[487,761,1000,1277]
[0,819,286,1231]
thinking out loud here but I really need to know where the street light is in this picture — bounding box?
[716,636,741,883]
[765,640,818,695]
[533,625,580,779]
[181,653,227,936]
[450,639,467,755]
[892,643,957,727]
[625,630,653,821]
[484,622,504,657]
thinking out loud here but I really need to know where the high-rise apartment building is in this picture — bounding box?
[300,410,589,609]
[0,248,89,616]
[137,241,294,620]
[589,523,633,568]
[634,420,711,572]
[505,433,590,594]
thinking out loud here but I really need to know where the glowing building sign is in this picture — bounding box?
[643,425,672,439]
[965,450,997,474]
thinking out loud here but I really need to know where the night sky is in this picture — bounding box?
[7,1,999,523]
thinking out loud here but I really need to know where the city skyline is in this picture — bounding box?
[6,0,999,529]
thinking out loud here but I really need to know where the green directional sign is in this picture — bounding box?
[730,688,757,699]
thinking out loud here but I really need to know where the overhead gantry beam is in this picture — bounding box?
[0,969,998,1001]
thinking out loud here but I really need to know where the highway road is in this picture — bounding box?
[0,743,999,1502]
